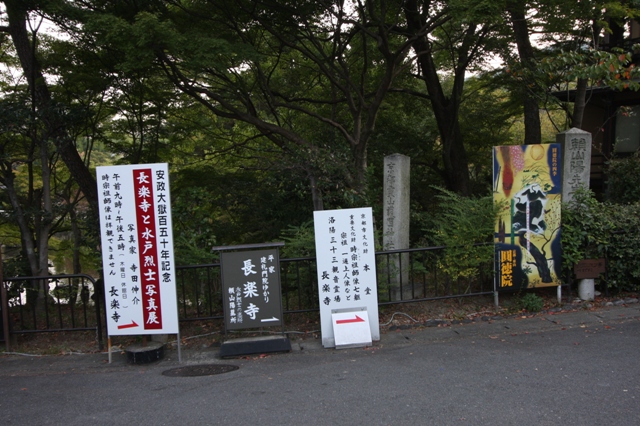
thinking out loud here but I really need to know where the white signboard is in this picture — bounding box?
[332,308,373,349]
[97,163,179,336]
[313,207,380,348]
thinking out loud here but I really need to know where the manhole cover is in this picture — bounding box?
[162,364,239,377]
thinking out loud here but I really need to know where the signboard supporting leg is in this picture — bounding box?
[176,331,182,363]
[557,285,562,304]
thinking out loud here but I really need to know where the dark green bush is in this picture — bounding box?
[518,292,544,312]
[562,188,640,292]
[561,188,614,267]
[427,187,499,280]
[605,153,640,204]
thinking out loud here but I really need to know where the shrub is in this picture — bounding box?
[518,292,544,312]
[605,153,640,204]
[561,188,613,267]
[428,187,500,280]
[279,221,316,259]
[562,188,640,292]
[605,203,640,290]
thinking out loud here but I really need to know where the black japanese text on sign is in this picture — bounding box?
[97,163,179,336]
[313,207,380,348]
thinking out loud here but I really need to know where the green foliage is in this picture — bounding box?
[517,292,544,312]
[605,203,640,290]
[562,188,640,291]
[279,221,316,259]
[170,163,313,266]
[605,153,640,204]
[540,46,640,92]
[5,0,640,291]
[1,252,31,278]
[428,187,499,279]
[561,188,614,266]
[562,189,614,269]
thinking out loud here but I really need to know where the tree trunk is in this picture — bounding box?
[571,78,588,129]
[507,2,541,146]
[36,130,52,302]
[351,138,370,197]
[308,173,324,211]
[2,170,39,275]
[4,0,99,219]
[69,204,83,303]
[404,0,471,195]
[437,107,471,195]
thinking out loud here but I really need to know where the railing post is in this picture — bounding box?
[1,246,12,352]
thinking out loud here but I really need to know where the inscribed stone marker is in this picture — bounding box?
[557,128,592,203]
[383,154,410,300]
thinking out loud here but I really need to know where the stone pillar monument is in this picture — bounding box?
[557,128,592,203]
[383,154,410,301]
[557,128,594,301]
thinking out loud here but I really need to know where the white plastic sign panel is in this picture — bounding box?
[313,207,380,348]
[332,308,372,349]
[97,163,179,336]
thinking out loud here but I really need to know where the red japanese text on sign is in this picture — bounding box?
[133,169,163,329]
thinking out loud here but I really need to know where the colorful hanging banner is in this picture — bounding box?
[493,144,563,291]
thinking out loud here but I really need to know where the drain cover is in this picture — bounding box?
[162,364,239,377]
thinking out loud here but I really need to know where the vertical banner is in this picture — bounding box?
[313,207,380,348]
[97,163,179,335]
[493,144,563,291]
[221,249,283,331]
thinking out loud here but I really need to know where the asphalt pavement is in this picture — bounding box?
[1,302,639,425]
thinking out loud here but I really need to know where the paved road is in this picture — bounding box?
[1,305,639,425]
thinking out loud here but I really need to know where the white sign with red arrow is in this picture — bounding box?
[331,308,372,349]
[313,207,380,348]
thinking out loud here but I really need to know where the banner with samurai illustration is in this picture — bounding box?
[493,144,562,291]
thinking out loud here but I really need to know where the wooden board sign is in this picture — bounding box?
[574,258,606,279]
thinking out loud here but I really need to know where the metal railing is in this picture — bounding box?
[376,245,494,305]
[2,245,495,346]
[174,245,494,321]
[1,274,103,348]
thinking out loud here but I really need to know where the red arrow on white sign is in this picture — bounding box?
[117,320,139,330]
[336,315,365,325]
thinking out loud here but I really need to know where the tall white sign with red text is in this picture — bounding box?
[313,207,380,348]
[97,163,179,336]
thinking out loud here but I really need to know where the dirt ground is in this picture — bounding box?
[3,287,636,356]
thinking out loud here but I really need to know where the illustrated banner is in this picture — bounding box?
[493,144,563,290]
